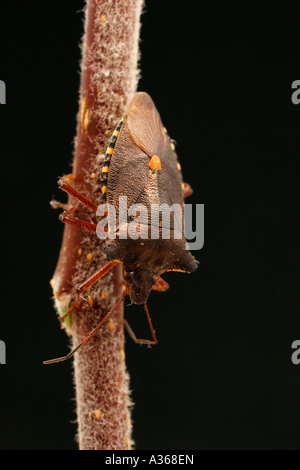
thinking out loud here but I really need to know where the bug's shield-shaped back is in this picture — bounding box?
[105,92,198,274]
[107,92,183,215]
[126,92,169,157]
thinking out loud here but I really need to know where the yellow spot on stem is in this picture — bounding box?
[83,109,90,133]
[87,296,94,307]
[177,162,181,170]
[100,14,106,23]
[77,248,82,256]
[94,409,102,420]
[86,252,93,262]
[120,349,125,362]
[80,98,86,123]
[101,289,108,300]
[108,318,115,331]
[80,98,90,133]
[90,172,96,179]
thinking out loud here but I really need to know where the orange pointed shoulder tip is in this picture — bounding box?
[149,154,162,171]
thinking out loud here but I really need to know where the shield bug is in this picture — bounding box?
[44,92,198,364]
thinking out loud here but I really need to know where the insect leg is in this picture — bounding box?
[58,175,98,212]
[49,199,72,211]
[124,303,158,345]
[152,276,169,292]
[75,260,119,293]
[59,212,97,233]
[59,261,119,325]
[43,287,127,365]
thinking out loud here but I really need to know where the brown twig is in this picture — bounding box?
[49,0,144,450]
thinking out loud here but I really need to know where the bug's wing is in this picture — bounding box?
[106,122,150,211]
[127,92,184,206]
[126,92,169,157]
[138,143,184,217]
[159,145,183,206]
[107,91,185,232]
[108,92,173,210]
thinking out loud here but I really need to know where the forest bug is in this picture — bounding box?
[44,92,198,364]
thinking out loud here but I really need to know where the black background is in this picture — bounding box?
[0,2,299,450]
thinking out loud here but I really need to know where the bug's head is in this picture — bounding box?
[125,268,155,305]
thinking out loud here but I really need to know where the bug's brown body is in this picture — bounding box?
[102,92,198,304]
[44,92,198,364]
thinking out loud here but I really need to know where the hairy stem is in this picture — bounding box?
[49,0,144,450]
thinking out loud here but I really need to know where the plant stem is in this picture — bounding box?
[50,0,144,450]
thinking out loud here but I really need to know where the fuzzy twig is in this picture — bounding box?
[49,0,144,450]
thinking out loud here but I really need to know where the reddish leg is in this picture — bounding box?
[124,303,157,345]
[75,260,119,293]
[58,174,98,212]
[43,288,127,364]
[152,276,169,292]
[56,175,108,234]
[59,261,119,323]
[59,211,97,233]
